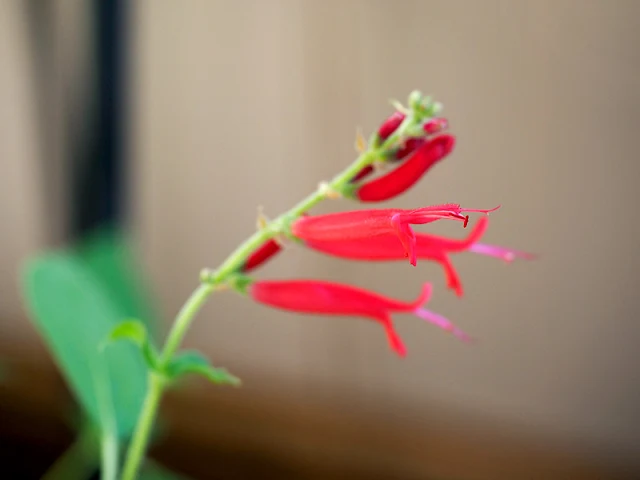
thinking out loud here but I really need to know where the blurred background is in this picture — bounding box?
[1,1,640,479]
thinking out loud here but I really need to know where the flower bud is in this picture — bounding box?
[356,135,456,202]
[377,111,406,142]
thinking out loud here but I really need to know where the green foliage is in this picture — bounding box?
[22,253,148,439]
[76,226,160,341]
[165,350,241,386]
[105,320,160,371]
[105,319,240,387]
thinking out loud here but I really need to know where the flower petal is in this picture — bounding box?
[356,135,456,202]
[242,239,282,272]
[383,320,407,357]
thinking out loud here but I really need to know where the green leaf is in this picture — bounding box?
[165,351,241,386]
[21,253,149,439]
[105,320,160,371]
[108,320,147,345]
[76,226,160,342]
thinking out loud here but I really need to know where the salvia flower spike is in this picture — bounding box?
[113,91,534,480]
[248,280,470,357]
[291,204,500,266]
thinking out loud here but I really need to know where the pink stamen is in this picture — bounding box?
[414,308,473,343]
[461,205,501,215]
[469,243,536,262]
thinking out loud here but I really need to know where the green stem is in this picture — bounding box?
[101,420,118,480]
[121,283,216,480]
[93,355,119,480]
[120,373,164,480]
[210,148,379,283]
[160,283,215,363]
[120,94,425,479]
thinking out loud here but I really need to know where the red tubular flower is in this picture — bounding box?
[423,117,449,135]
[249,279,470,356]
[351,115,449,182]
[291,204,499,266]
[354,135,455,202]
[350,164,375,183]
[350,112,406,183]
[241,212,314,272]
[303,217,486,296]
[377,111,406,141]
[242,239,282,272]
[302,217,534,296]
[394,137,425,161]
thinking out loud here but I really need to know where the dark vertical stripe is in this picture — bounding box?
[72,0,128,237]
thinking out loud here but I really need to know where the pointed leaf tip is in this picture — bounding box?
[105,320,160,371]
[106,319,146,346]
[165,351,241,387]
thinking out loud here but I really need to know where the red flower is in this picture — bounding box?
[423,117,449,135]
[350,164,375,183]
[394,137,425,161]
[353,135,455,202]
[242,239,282,272]
[303,217,487,296]
[377,111,406,141]
[291,204,499,266]
[249,279,470,356]
[302,217,532,296]
[351,115,449,183]
[241,211,311,272]
[350,112,406,183]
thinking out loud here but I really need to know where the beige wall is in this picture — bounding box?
[0,1,45,331]
[3,0,640,466]
[0,0,91,338]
